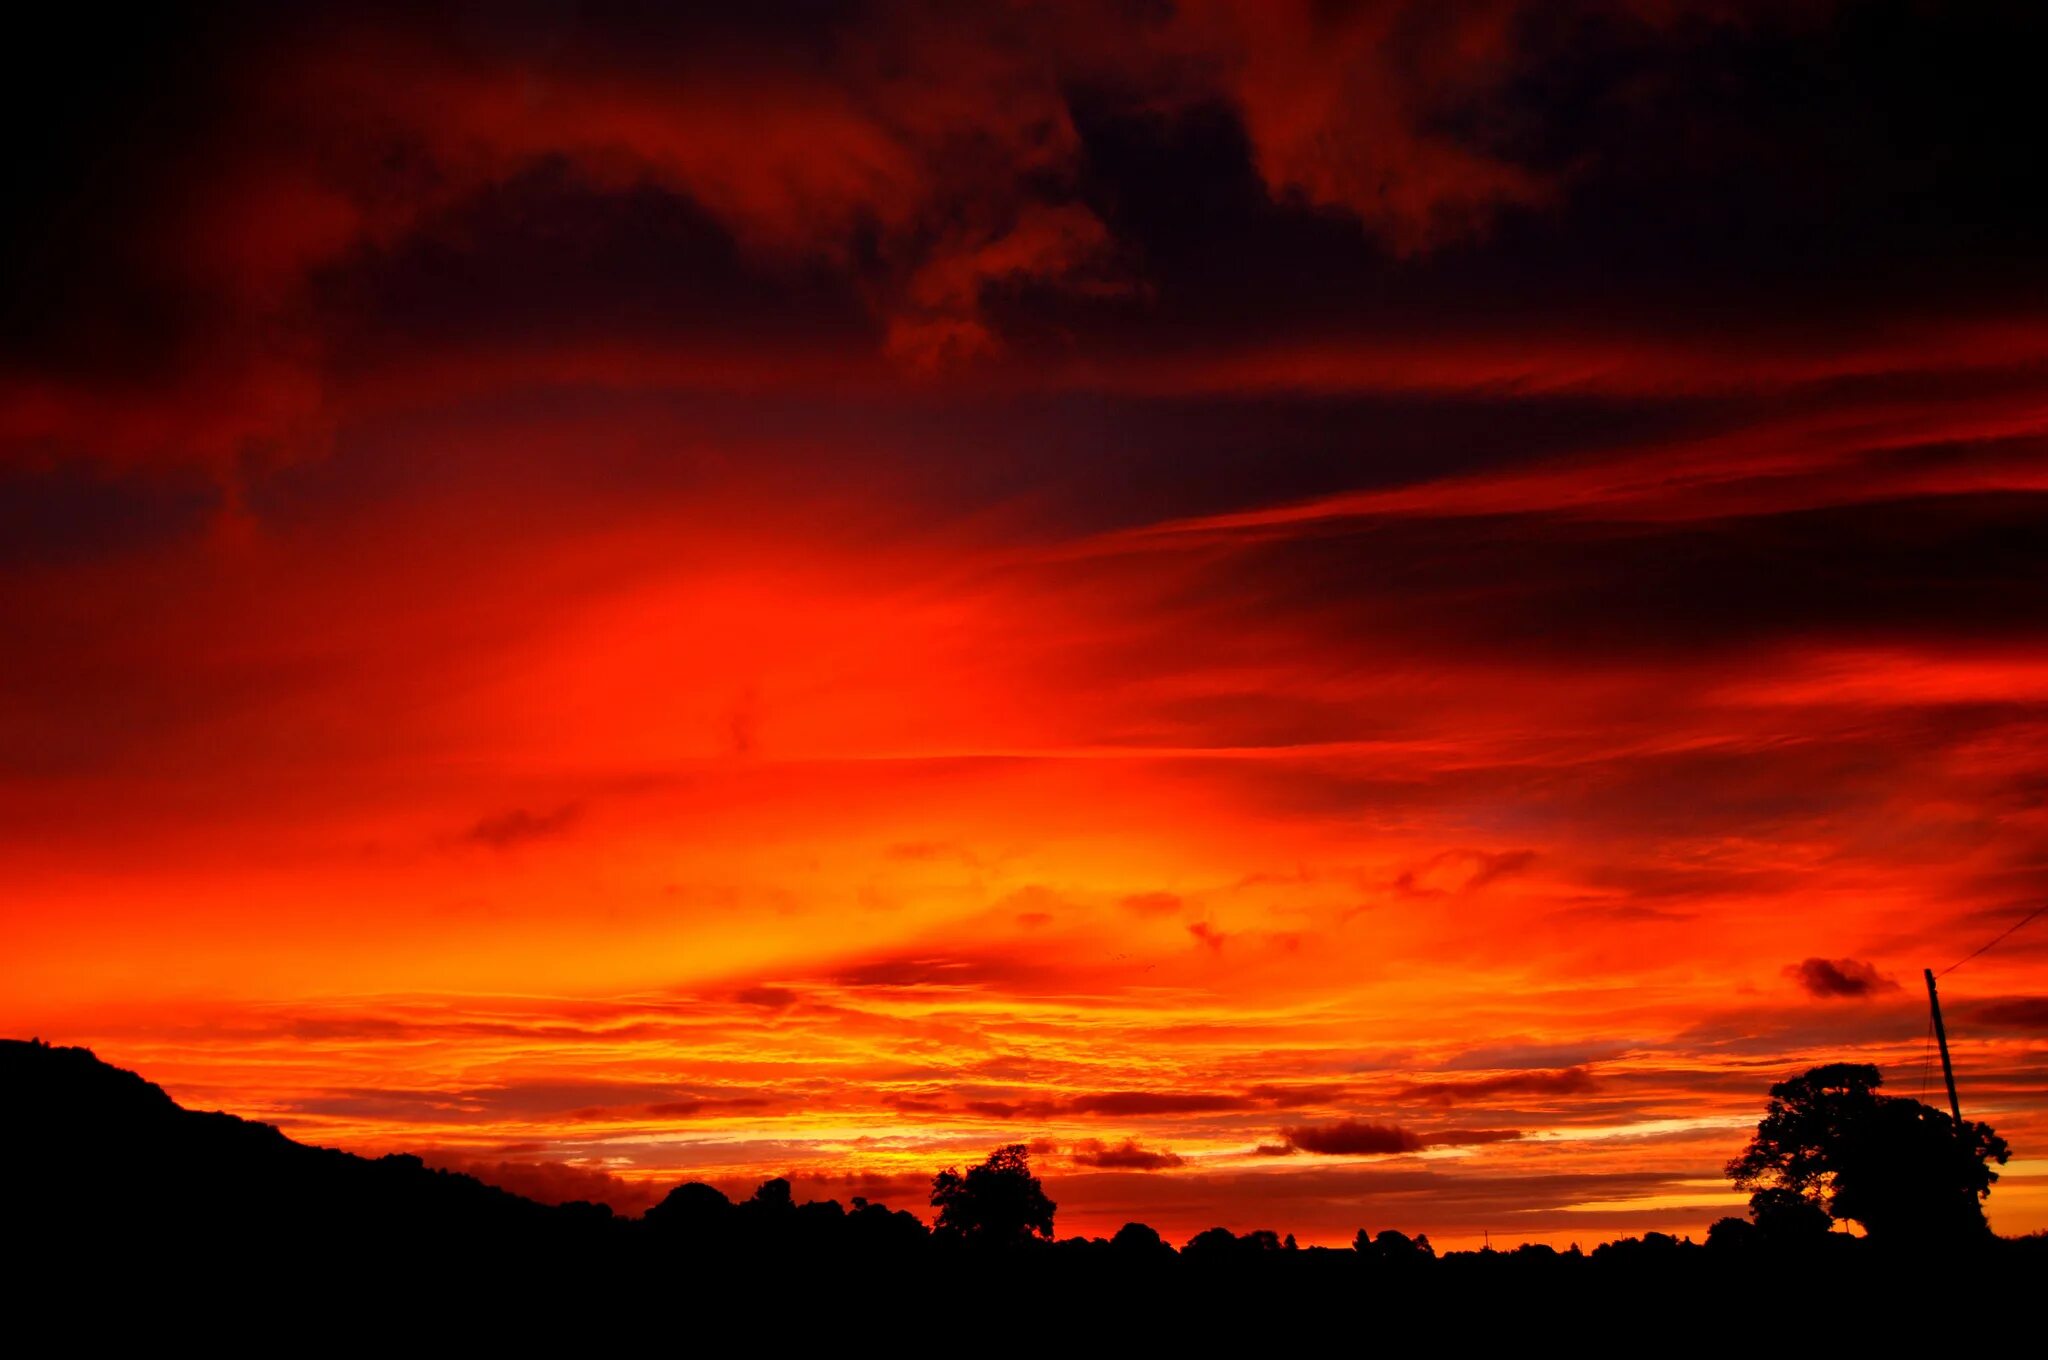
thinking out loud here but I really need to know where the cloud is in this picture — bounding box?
[1786,957,1899,1000]
[462,803,583,849]
[1970,998,2048,1030]
[1395,848,1538,896]
[1065,1091,1254,1117]
[1071,1138,1185,1171]
[964,1100,1025,1119]
[956,1083,1344,1121]
[1119,891,1184,916]
[1399,1068,1599,1106]
[1246,1083,1348,1109]
[1447,1042,1634,1072]
[1430,1129,1524,1148]
[1278,1120,1524,1156]
[642,1101,710,1118]
[1190,0,1553,254]
[889,204,1121,370]
[828,950,1059,991]
[1282,1119,1423,1155]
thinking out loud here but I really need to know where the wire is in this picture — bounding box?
[1938,901,2048,977]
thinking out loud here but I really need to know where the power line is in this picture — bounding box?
[1938,901,2048,977]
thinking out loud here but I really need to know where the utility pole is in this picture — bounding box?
[1924,968,1964,1127]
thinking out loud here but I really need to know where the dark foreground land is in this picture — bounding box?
[3,1038,2038,1343]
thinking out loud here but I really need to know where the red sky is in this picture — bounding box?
[5,0,2048,1247]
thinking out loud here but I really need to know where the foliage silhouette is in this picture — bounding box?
[1184,1224,1310,1254]
[1109,1220,1172,1255]
[929,1142,1057,1246]
[1726,1062,2010,1245]
[1354,1227,1436,1262]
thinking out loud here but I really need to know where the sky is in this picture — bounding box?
[5,0,2048,1248]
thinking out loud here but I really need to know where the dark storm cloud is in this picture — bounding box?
[1049,4,2048,356]
[17,2,2048,444]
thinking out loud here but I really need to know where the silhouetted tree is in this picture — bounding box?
[1750,1186,1835,1243]
[750,1177,794,1212]
[1705,1216,1754,1251]
[1110,1221,1173,1255]
[1354,1228,1435,1262]
[846,1195,931,1252]
[1707,1187,1833,1253]
[1591,1231,1694,1260]
[645,1181,735,1243]
[1726,1062,2009,1245]
[929,1144,1056,1246]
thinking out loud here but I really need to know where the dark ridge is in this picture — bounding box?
[5,1038,2039,1339]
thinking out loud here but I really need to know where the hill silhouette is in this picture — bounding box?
[3,1038,626,1267]
[6,1038,2039,1339]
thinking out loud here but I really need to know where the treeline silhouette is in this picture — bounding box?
[6,1038,2039,1337]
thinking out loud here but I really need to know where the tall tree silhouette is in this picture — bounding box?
[929,1144,1055,1246]
[1727,1063,2009,1245]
